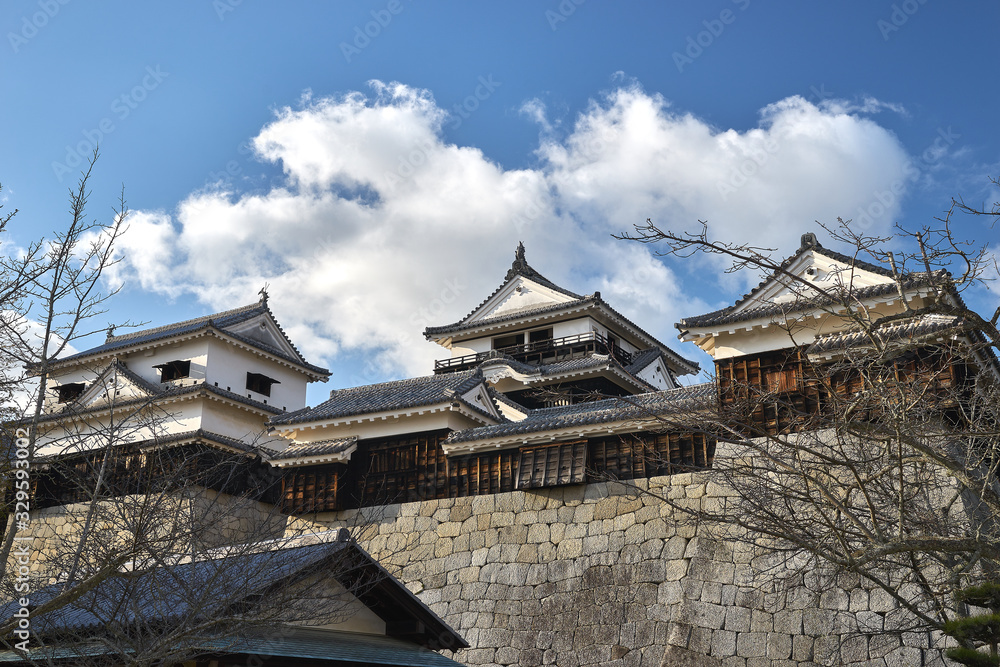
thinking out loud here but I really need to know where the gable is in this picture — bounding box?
[219,311,304,362]
[732,249,895,315]
[70,362,159,410]
[466,276,581,324]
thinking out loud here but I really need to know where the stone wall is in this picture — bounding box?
[291,473,952,667]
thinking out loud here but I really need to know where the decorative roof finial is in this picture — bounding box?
[106,324,116,341]
[258,283,270,304]
[506,242,528,281]
[800,232,820,250]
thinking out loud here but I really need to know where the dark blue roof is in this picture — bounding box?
[0,535,466,654]
[30,379,284,428]
[443,382,716,445]
[0,628,465,666]
[676,239,911,331]
[479,353,657,392]
[52,300,329,376]
[270,370,493,426]
[271,436,358,461]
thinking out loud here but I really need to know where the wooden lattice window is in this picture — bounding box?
[282,467,340,513]
[517,441,587,490]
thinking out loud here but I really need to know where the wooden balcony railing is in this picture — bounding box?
[434,331,634,373]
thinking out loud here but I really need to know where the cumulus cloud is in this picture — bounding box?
[113,81,914,383]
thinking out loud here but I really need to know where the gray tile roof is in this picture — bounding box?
[29,378,284,427]
[443,382,716,445]
[0,628,465,666]
[625,347,664,374]
[36,428,265,461]
[677,274,943,331]
[420,244,699,374]
[675,236,906,331]
[51,300,329,376]
[270,370,493,426]
[271,436,358,461]
[0,536,466,654]
[435,243,584,331]
[427,294,699,375]
[806,313,969,355]
[479,353,657,392]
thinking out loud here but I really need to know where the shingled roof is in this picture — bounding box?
[806,312,980,356]
[443,382,716,446]
[270,436,359,463]
[51,299,329,377]
[0,532,466,656]
[270,370,496,427]
[479,352,659,392]
[676,234,938,332]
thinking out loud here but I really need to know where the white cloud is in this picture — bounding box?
[114,81,913,382]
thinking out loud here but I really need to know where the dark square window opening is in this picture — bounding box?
[154,360,191,383]
[56,383,86,403]
[492,333,524,350]
[528,328,553,343]
[246,372,280,397]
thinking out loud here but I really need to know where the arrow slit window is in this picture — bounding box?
[246,372,280,397]
[154,360,190,383]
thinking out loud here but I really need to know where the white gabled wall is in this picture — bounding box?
[204,338,309,412]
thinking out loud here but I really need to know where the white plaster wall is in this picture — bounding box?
[277,413,481,445]
[34,402,204,457]
[204,338,309,412]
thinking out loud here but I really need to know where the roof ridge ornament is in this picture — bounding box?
[800,232,821,250]
[505,242,529,281]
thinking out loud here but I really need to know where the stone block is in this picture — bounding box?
[491,511,515,528]
[550,522,566,543]
[712,629,737,657]
[820,587,850,610]
[736,632,767,658]
[495,646,519,665]
[556,538,583,559]
[790,634,813,662]
[635,505,659,524]
[574,504,595,523]
[802,608,836,636]
[680,600,726,631]
[639,538,664,560]
[624,523,645,545]
[885,646,921,667]
[869,588,898,612]
[749,610,772,633]
[766,633,792,659]
[771,609,802,634]
[700,581,723,605]
[663,535,688,559]
[517,543,539,563]
[724,605,751,633]
[527,523,550,543]
[663,559,688,582]
[517,510,539,525]
[868,632,902,659]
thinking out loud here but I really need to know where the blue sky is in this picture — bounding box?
[1,1,998,406]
